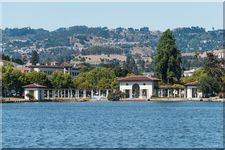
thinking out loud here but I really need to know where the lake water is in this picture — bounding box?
[1,101,224,148]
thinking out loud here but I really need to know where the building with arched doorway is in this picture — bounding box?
[118,76,160,99]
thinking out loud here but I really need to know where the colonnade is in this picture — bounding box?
[158,88,185,98]
[44,89,109,99]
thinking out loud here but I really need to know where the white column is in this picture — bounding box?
[67,90,69,98]
[147,89,150,99]
[74,90,77,97]
[64,90,66,98]
[167,89,170,97]
[47,90,50,99]
[160,89,163,97]
[129,89,132,99]
[77,90,80,98]
[83,90,86,98]
[139,89,142,99]
[52,90,55,99]
[91,90,94,98]
[179,89,181,97]
[106,89,109,97]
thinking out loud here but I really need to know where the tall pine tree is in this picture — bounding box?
[30,51,39,65]
[155,29,182,84]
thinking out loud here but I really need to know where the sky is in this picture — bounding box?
[1,2,223,31]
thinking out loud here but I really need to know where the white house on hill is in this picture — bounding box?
[26,64,80,77]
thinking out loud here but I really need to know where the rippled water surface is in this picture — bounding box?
[2,101,224,148]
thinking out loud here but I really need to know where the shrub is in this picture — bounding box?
[26,93,34,100]
[107,90,124,101]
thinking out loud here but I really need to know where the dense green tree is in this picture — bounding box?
[113,66,130,77]
[204,52,224,83]
[2,54,24,65]
[49,71,73,89]
[124,55,138,75]
[30,51,39,65]
[201,52,225,95]
[74,72,92,90]
[199,74,220,97]
[155,29,182,84]
[2,64,26,96]
[25,71,50,87]
[137,59,145,72]
[74,67,117,90]
[2,54,11,61]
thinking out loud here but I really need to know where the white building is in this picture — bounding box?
[23,83,46,101]
[183,68,198,77]
[26,64,80,77]
[185,81,202,99]
[118,76,160,99]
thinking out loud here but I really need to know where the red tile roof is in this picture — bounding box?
[118,76,160,82]
[185,81,199,86]
[22,83,47,88]
[27,65,79,70]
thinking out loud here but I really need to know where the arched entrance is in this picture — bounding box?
[132,84,140,98]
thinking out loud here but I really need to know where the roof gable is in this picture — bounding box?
[118,76,160,82]
[23,83,47,88]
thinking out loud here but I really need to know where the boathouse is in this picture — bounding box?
[118,76,160,99]
[185,81,202,99]
[23,83,46,100]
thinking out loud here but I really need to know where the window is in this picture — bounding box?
[125,90,130,98]
[142,89,147,97]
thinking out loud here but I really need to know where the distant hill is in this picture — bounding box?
[1,26,224,63]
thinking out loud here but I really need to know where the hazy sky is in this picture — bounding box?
[1,2,223,31]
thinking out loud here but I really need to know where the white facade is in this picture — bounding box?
[183,69,197,77]
[24,88,45,101]
[27,65,79,77]
[186,85,202,99]
[119,81,158,99]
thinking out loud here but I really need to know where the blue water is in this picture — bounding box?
[2,101,224,148]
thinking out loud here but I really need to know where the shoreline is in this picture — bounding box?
[1,97,224,103]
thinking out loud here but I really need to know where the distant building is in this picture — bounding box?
[210,49,225,59]
[0,60,9,66]
[182,49,225,59]
[26,64,80,77]
[118,76,160,99]
[183,68,198,77]
[0,60,19,67]
[16,66,30,73]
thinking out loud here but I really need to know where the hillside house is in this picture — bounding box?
[18,63,80,77]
